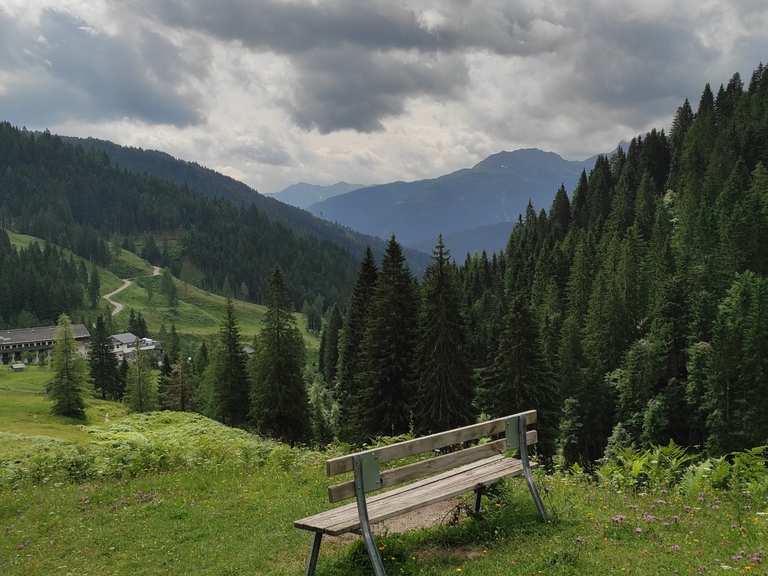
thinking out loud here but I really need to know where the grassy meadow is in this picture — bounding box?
[6,231,319,354]
[1,369,766,576]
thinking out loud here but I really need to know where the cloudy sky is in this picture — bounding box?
[1,1,766,193]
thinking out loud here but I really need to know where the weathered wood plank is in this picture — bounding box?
[308,455,507,529]
[325,410,537,476]
[327,430,538,502]
[297,457,528,535]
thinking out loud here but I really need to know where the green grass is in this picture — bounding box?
[0,369,764,575]
[0,367,127,444]
[111,273,318,353]
[1,460,765,576]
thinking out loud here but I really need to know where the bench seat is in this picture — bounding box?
[295,454,524,536]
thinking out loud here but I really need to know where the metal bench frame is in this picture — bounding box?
[299,411,546,576]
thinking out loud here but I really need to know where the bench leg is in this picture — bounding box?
[353,456,387,576]
[524,470,547,521]
[473,487,483,514]
[518,414,547,521]
[304,531,323,576]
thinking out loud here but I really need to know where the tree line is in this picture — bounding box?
[313,65,768,463]
[0,123,357,308]
[0,230,101,328]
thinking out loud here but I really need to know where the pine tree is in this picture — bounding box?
[47,314,87,419]
[124,343,157,412]
[165,359,193,411]
[358,237,418,438]
[88,264,100,308]
[160,268,178,307]
[478,295,557,457]
[89,315,119,400]
[157,353,173,409]
[413,236,474,434]
[336,247,378,443]
[249,268,310,444]
[117,357,129,400]
[212,298,250,426]
[321,305,342,384]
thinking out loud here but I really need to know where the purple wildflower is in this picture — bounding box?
[671,544,681,552]
[611,514,626,523]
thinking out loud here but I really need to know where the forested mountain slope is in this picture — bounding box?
[64,136,427,271]
[0,124,358,308]
[456,66,768,461]
[322,65,768,466]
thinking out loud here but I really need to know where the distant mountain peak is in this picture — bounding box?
[271,181,365,209]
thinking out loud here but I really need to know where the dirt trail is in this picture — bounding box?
[103,265,162,317]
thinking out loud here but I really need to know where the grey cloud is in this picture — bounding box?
[226,141,293,166]
[289,48,468,133]
[0,9,206,127]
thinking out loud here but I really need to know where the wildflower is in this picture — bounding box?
[611,514,626,523]
[749,552,763,564]
[634,527,643,534]
[575,536,585,545]
[671,544,681,552]
[642,513,656,522]
[732,553,744,561]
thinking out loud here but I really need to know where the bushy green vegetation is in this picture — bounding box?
[1,428,765,575]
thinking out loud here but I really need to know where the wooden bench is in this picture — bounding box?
[294,410,547,575]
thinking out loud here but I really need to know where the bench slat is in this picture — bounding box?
[297,455,526,535]
[325,410,537,476]
[327,430,538,502]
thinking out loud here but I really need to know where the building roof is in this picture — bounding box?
[0,324,90,346]
[111,332,139,345]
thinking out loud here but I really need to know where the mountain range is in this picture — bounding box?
[308,148,599,257]
[269,181,364,209]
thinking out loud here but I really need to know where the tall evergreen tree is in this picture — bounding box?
[157,353,173,410]
[165,359,194,412]
[358,237,418,438]
[212,298,250,426]
[124,343,157,412]
[321,305,342,384]
[88,264,100,308]
[413,236,474,434]
[89,315,119,400]
[47,314,87,419]
[336,247,378,443]
[250,268,310,444]
[478,296,557,457]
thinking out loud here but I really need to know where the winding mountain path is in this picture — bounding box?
[103,265,162,317]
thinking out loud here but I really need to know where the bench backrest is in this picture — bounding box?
[325,410,538,502]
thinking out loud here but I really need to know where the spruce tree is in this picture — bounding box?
[249,268,310,444]
[160,268,178,307]
[336,247,378,443]
[321,305,342,384]
[88,264,100,308]
[358,237,418,438]
[413,236,474,434]
[157,353,173,409]
[89,315,119,400]
[165,359,193,411]
[478,295,557,457]
[212,298,250,426]
[124,343,157,412]
[48,314,87,419]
